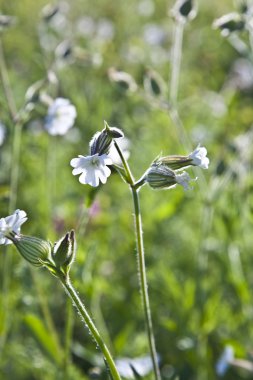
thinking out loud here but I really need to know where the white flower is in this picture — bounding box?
[189,145,209,169]
[115,356,153,379]
[45,98,77,136]
[70,153,112,187]
[175,172,194,190]
[216,345,234,376]
[0,209,27,245]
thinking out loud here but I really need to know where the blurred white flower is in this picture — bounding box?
[189,145,209,169]
[45,98,77,136]
[96,19,115,41]
[0,122,6,146]
[70,153,112,187]
[115,356,153,379]
[108,137,130,165]
[137,0,155,17]
[216,345,234,376]
[228,58,253,91]
[76,16,95,37]
[203,91,227,118]
[0,209,27,245]
[143,24,166,46]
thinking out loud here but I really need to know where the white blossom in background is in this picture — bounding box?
[0,209,27,245]
[45,98,77,136]
[108,137,130,165]
[115,356,153,379]
[143,23,166,46]
[96,19,115,42]
[189,145,209,169]
[70,153,112,187]
[216,345,234,376]
[137,0,155,17]
[0,122,6,146]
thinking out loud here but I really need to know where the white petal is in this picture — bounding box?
[72,167,84,175]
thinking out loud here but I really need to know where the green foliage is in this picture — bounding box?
[1,0,253,379]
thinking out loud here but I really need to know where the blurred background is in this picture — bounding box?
[1,0,253,379]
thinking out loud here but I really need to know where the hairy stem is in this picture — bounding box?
[131,187,161,380]
[59,275,121,380]
[114,140,161,380]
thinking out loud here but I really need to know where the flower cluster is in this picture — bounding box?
[145,145,209,191]
[70,122,124,187]
[45,97,77,136]
[0,210,76,274]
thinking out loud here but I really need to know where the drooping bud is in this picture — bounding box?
[108,68,138,92]
[146,164,178,190]
[144,69,166,97]
[155,145,209,170]
[52,230,76,275]
[89,121,124,156]
[154,155,192,171]
[0,15,16,32]
[213,13,245,37]
[146,164,194,190]
[9,234,52,267]
[41,4,59,23]
[171,0,197,23]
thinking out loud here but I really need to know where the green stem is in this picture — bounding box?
[131,187,161,380]
[0,39,17,120]
[113,141,135,185]
[114,140,161,380]
[63,298,74,379]
[0,38,22,354]
[59,275,122,380]
[169,20,184,106]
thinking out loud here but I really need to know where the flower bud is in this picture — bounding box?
[144,69,166,97]
[146,164,194,190]
[108,68,137,92]
[155,155,192,171]
[89,122,124,156]
[171,0,197,22]
[10,234,52,267]
[213,13,245,37]
[41,4,59,22]
[146,164,178,190]
[155,145,209,170]
[52,230,76,275]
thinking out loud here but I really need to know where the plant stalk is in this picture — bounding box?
[59,275,122,380]
[131,187,161,380]
[114,140,161,380]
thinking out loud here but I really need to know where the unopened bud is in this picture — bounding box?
[10,234,52,267]
[89,122,124,156]
[0,15,16,31]
[108,68,137,92]
[53,230,76,274]
[171,0,197,22]
[144,69,166,97]
[41,4,59,22]
[213,13,245,37]
[155,155,191,170]
[146,164,194,190]
[146,164,178,190]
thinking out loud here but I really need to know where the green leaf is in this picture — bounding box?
[24,313,62,365]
